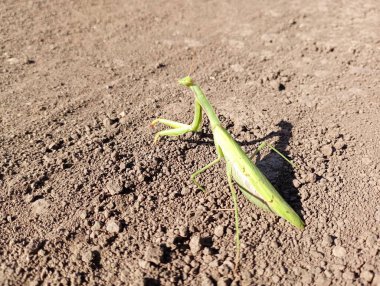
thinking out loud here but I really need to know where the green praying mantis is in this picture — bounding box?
[151,76,304,262]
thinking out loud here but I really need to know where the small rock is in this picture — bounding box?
[103,117,112,129]
[334,140,346,150]
[272,275,280,283]
[48,142,60,150]
[321,145,333,156]
[342,270,355,280]
[189,234,202,255]
[81,250,95,264]
[332,246,346,258]
[256,267,264,276]
[144,245,163,265]
[106,219,122,233]
[293,179,301,188]
[217,278,229,286]
[179,225,189,237]
[360,270,374,283]
[138,259,149,269]
[372,273,380,286]
[31,199,49,216]
[361,157,372,165]
[111,151,119,162]
[119,117,128,125]
[200,274,214,286]
[374,209,380,222]
[214,225,225,237]
[321,234,334,247]
[314,276,329,286]
[7,58,19,65]
[106,181,123,195]
[26,239,44,255]
[79,210,88,220]
[307,173,317,183]
[91,221,102,232]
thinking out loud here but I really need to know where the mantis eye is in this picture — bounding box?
[178,76,193,87]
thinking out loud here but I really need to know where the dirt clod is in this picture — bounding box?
[360,270,374,283]
[106,180,124,195]
[214,225,225,238]
[189,235,202,255]
[144,245,163,265]
[321,145,334,157]
[332,246,347,258]
[105,219,122,233]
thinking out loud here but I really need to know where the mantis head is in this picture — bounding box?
[178,76,194,87]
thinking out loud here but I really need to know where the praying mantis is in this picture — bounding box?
[151,76,304,262]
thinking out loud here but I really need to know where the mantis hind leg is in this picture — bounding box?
[251,141,295,168]
[226,163,240,268]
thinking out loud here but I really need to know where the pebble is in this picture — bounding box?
[144,245,163,265]
[334,140,346,150]
[103,118,112,129]
[372,273,380,286]
[91,221,102,231]
[361,157,372,165]
[214,225,225,237]
[342,270,355,280]
[106,219,122,233]
[31,199,50,216]
[321,234,334,247]
[313,277,326,286]
[256,267,264,276]
[179,225,189,237]
[321,145,333,156]
[307,172,317,183]
[360,270,374,282]
[189,235,202,255]
[332,246,346,258]
[293,179,301,188]
[120,117,128,125]
[272,275,280,283]
[138,259,149,269]
[81,250,95,264]
[200,275,214,286]
[106,181,123,195]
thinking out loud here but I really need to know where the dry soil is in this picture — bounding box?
[1,0,379,285]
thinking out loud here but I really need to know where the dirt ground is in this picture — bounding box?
[1,0,379,285]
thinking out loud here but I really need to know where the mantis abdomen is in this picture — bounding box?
[214,125,305,230]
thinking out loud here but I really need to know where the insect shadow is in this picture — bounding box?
[182,120,304,218]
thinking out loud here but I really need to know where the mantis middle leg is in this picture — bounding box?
[190,144,223,192]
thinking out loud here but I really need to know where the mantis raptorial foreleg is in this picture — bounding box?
[151,99,202,143]
[153,126,194,144]
[251,141,295,167]
[226,163,240,267]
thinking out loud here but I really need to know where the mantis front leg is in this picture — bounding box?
[151,99,202,143]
